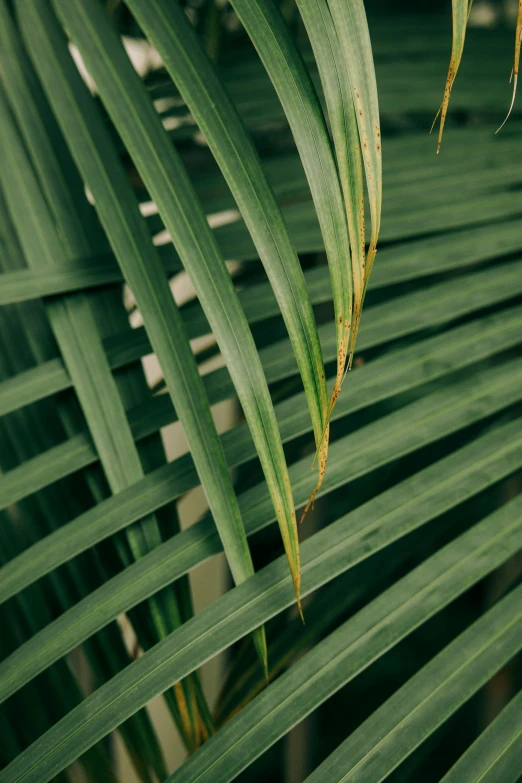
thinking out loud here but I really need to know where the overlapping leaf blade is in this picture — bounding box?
[327,0,382,288]
[46,0,301,617]
[125,0,330,528]
[296,0,362,382]
[1,413,522,710]
[227,0,349,505]
[305,583,522,782]
[16,0,270,669]
[3,483,522,783]
[0,5,211,745]
[440,688,522,783]
[1,7,522,782]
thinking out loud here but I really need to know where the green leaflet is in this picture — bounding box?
[18,0,269,669]
[295,0,363,379]
[292,0,379,469]
[3,350,522,609]
[3,484,522,783]
[46,0,301,617]
[2,287,522,512]
[228,0,352,381]
[327,0,382,289]
[0,82,192,758]
[200,184,522,256]
[0,0,216,741]
[433,0,471,151]
[440,688,522,783]
[304,583,522,783]
[1,414,521,710]
[125,0,330,521]
[227,0,350,507]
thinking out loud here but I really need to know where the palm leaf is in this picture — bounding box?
[125,0,332,525]
[440,687,522,783]
[3,487,522,783]
[16,0,271,670]
[434,0,471,150]
[0,6,210,746]
[305,582,522,783]
[45,0,300,619]
[2,413,520,710]
[1,6,522,783]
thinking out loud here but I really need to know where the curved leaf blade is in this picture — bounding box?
[1,415,522,708]
[327,0,382,286]
[48,0,300,614]
[3,487,521,783]
[126,0,330,517]
[17,0,268,664]
[228,0,353,504]
[441,688,522,783]
[296,0,364,376]
[433,0,471,151]
[305,585,522,782]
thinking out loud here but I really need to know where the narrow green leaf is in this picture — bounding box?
[227,0,351,503]
[40,0,300,617]
[17,0,269,667]
[295,0,363,377]
[3,486,522,783]
[305,585,522,783]
[125,0,330,519]
[204,186,522,258]
[0,359,70,417]
[441,688,522,783]
[327,0,382,286]
[0,255,124,306]
[3,413,521,714]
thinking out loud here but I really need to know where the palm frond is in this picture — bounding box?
[1,4,521,783]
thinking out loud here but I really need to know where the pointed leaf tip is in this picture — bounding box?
[434,0,470,151]
[497,8,522,134]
